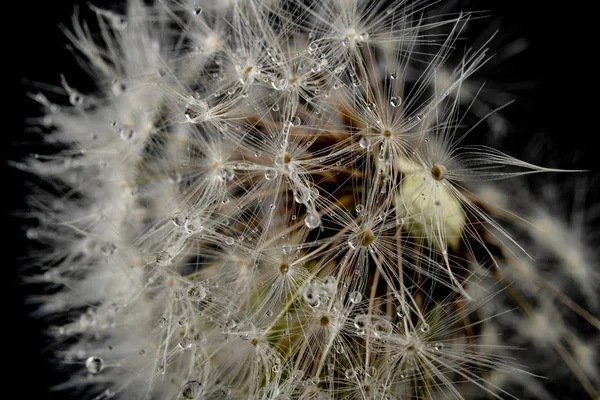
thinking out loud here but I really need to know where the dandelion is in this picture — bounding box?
[18,0,599,399]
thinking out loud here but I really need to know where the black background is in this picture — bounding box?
[8,1,597,398]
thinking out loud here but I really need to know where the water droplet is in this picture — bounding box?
[307,42,319,54]
[100,242,117,256]
[225,236,235,246]
[193,6,202,15]
[321,276,337,297]
[293,188,310,204]
[373,319,393,337]
[185,218,202,234]
[172,212,187,227]
[119,127,136,141]
[334,65,345,74]
[345,368,356,379]
[304,211,320,229]
[282,244,292,254]
[349,291,362,304]
[354,314,368,330]
[264,168,278,180]
[182,380,203,399]
[390,96,402,107]
[271,104,280,112]
[179,337,193,349]
[85,356,104,374]
[225,319,237,329]
[302,284,320,307]
[390,72,398,80]
[351,77,361,87]
[434,342,444,351]
[69,92,83,107]
[291,116,301,126]
[367,102,376,112]
[355,204,364,214]
[155,251,172,265]
[420,323,430,333]
[184,99,209,122]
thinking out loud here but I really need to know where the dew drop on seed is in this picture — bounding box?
[345,368,356,379]
[155,251,172,265]
[193,7,202,15]
[292,116,301,126]
[351,77,361,87]
[119,127,136,141]
[272,104,279,112]
[182,380,203,399]
[349,291,362,304]
[225,236,235,246]
[179,337,193,349]
[390,96,402,107]
[100,243,117,256]
[69,92,83,107]
[367,102,376,112]
[354,314,368,330]
[85,356,104,374]
[420,323,430,333]
[355,204,364,214]
[282,244,292,254]
[390,72,398,80]
[264,168,278,180]
[434,342,444,351]
[359,137,369,149]
[172,212,187,227]
[184,99,209,122]
[225,319,237,329]
[294,188,310,204]
[302,284,320,307]
[304,212,321,229]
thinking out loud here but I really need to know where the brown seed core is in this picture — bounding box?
[279,262,289,274]
[431,164,447,181]
[284,152,292,164]
[358,228,375,247]
[382,129,392,138]
[319,315,330,326]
